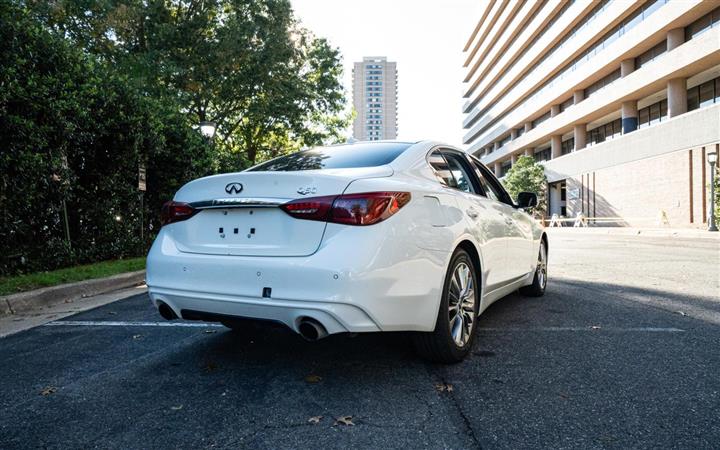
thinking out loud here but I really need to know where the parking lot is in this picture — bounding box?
[1,230,719,449]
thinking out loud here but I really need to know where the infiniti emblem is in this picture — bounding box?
[225,182,243,194]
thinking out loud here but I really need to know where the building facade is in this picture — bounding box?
[353,57,398,141]
[462,0,720,228]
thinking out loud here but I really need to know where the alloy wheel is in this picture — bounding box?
[447,262,476,347]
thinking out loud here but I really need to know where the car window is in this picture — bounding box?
[469,157,514,206]
[442,152,478,194]
[427,150,456,187]
[248,142,412,171]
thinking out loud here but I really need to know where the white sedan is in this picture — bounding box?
[146,141,547,362]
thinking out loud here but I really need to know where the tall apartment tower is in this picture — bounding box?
[352,57,398,141]
[462,1,720,228]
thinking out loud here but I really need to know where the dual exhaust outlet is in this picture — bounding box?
[157,301,328,341]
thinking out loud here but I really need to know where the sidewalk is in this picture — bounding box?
[546,226,720,240]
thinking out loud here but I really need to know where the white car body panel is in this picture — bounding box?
[146,140,546,336]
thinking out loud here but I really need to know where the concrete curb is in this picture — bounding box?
[0,270,146,316]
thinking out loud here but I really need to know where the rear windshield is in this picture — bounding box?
[247,142,412,172]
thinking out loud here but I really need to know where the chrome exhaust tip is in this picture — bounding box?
[298,318,328,341]
[157,302,177,321]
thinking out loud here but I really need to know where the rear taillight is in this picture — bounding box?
[279,195,336,222]
[280,192,411,226]
[160,201,199,226]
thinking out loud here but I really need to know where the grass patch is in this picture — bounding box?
[0,257,146,296]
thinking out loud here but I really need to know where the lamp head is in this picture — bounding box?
[709,151,717,165]
[199,121,216,139]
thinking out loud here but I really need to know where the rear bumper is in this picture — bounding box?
[146,223,448,334]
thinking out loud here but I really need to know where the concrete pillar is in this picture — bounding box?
[667,78,687,118]
[494,141,501,151]
[524,148,533,157]
[524,122,532,133]
[551,135,562,159]
[573,90,584,104]
[574,124,587,151]
[550,105,560,117]
[510,129,518,140]
[667,28,684,51]
[620,58,635,77]
[511,153,518,165]
[494,162,502,178]
[484,148,491,157]
[621,100,638,134]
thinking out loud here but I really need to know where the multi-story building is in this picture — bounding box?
[353,57,398,141]
[462,0,720,228]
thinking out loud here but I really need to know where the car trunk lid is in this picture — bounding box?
[168,167,392,257]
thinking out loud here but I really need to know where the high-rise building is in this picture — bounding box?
[462,0,720,228]
[353,57,398,141]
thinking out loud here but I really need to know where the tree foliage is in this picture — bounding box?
[501,155,548,217]
[30,0,350,168]
[1,0,348,275]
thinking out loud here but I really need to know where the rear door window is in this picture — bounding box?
[248,142,412,171]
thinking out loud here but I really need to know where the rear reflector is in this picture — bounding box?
[160,201,199,226]
[281,192,411,226]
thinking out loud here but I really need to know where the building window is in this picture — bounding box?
[685,6,720,41]
[636,40,667,69]
[588,118,622,146]
[499,134,511,147]
[638,99,668,129]
[558,96,574,113]
[584,69,621,98]
[561,137,574,155]
[534,147,551,162]
[500,161,511,177]
[515,127,525,139]
[532,111,551,128]
[687,76,720,111]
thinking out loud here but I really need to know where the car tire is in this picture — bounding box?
[520,240,547,297]
[413,249,480,363]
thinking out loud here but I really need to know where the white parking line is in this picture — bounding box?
[478,327,685,332]
[44,321,224,328]
[43,321,685,333]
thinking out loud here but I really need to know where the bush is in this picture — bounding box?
[0,4,212,275]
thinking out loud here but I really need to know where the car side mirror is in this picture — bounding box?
[516,192,537,209]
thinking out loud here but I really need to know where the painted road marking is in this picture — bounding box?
[43,321,684,333]
[44,321,224,328]
[478,327,684,332]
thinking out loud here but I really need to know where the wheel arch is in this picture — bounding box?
[455,239,483,293]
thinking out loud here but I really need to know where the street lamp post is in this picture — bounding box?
[708,150,718,232]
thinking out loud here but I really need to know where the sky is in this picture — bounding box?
[290,0,484,148]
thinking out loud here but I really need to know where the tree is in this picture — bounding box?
[501,155,548,217]
[31,0,350,169]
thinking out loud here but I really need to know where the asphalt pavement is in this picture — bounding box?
[1,231,718,449]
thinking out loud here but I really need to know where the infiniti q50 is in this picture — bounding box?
[147,141,548,362]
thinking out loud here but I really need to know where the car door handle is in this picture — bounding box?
[466,208,479,219]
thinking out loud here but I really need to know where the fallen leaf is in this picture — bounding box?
[204,330,217,334]
[40,386,57,396]
[170,405,183,410]
[133,334,143,340]
[435,383,454,392]
[334,416,354,426]
[304,374,322,383]
[559,392,570,399]
[677,311,687,316]
[590,326,601,330]
[308,416,322,424]
[108,311,117,315]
